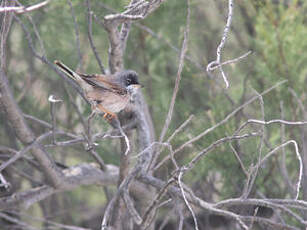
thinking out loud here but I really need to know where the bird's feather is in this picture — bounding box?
[79,73,127,95]
[54,60,92,92]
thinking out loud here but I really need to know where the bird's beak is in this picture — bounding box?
[131,84,143,89]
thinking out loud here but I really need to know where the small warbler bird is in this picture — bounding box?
[54,60,142,121]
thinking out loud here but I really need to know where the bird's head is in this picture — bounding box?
[118,70,143,95]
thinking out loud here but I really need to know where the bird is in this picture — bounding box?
[54,60,142,121]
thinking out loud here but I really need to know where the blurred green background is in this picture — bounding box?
[1,0,307,228]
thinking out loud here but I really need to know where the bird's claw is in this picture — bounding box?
[103,112,116,122]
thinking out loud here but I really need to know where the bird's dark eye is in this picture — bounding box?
[126,79,131,85]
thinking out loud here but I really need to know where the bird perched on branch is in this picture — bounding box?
[54,60,142,121]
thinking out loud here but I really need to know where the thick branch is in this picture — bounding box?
[0,163,118,210]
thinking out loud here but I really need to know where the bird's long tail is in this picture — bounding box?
[54,60,91,90]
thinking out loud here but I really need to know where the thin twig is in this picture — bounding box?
[8,210,91,230]
[132,142,169,159]
[101,165,141,229]
[0,212,38,230]
[89,149,105,171]
[288,88,306,115]
[149,115,193,169]
[64,85,87,129]
[119,0,139,54]
[152,0,191,174]
[86,111,96,150]
[208,50,252,71]
[14,15,88,102]
[178,168,199,230]
[167,114,194,142]
[279,101,295,197]
[67,0,83,70]
[186,132,259,170]
[86,0,105,74]
[111,118,131,155]
[159,0,190,142]
[244,88,265,198]
[16,0,46,56]
[23,113,52,129]
[141,178,176,228]
[10,165,42,186]
[229,143,248,177]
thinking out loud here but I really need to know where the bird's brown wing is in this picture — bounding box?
[78,73,126,95]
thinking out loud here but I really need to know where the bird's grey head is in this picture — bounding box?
[117,70,142,96]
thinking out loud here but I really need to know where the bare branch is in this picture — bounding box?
[0,163,118,210]
[207,0,234,88]
[23,113,52,129]
[208,50,252,71]
[48,95,62,144]
[105,14,144,21]
[123,191,142,225]
[234,118,307,142]
[0,131,61,173]
[102,0,167,73]
[0,212,38,230]
[258,140,303,200]
[98,2,205,72]
[7,210,92,230]
[140,174,251,230]
[279,101,296,197]
[101,196,117,230]
[0,173,10,189]
[0,0,49,14]
[154,80,287,170]
[104,0,167,24]
[141,178,175,228]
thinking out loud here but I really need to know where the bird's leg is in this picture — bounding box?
[86,110,96,150]
[97,104,117,122]
[103,112,116,122]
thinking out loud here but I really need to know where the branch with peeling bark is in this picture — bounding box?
[0,0,49,14]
